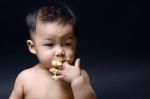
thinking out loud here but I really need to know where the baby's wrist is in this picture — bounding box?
[71,75,85,87]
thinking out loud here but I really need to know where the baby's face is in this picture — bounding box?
[28,22,76,69]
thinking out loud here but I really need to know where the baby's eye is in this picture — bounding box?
[44,44,54,47]
[64,43,72,46]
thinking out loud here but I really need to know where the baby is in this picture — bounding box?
[9,3,97,99]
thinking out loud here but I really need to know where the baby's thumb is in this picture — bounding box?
[75,58,80,68]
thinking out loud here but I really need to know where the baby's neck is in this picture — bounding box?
[35,64,52,75]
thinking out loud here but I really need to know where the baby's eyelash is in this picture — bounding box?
[44,44,54,47]
[64,43,72,46]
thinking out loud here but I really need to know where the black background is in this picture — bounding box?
[0,0,150,99]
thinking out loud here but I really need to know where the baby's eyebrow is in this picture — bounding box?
[45,37,54,40]
[63,34,75,39]
[44,38,54,43]
[67,36,74,39]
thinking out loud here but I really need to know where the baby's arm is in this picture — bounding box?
[9,73,24,99]
[71,69,97,99]
[49,58,97,99]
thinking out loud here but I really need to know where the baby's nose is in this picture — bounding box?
[55,46,65,57]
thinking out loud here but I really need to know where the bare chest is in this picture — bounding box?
[24,77,74,99]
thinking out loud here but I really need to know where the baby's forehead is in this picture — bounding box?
[35,22,75,36]
[37,20,74,29]
[45,33,76,41]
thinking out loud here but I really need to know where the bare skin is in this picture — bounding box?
[10,65,74,99]
[10,64,96,99]
[9,22,97,99]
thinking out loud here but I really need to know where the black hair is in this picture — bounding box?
[26,3,77,37]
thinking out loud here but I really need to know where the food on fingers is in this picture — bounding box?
[49,56,70,80]
[49,68,59,75]
[51,75,59,80]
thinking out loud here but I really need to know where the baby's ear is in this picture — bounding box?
[26,40,36,54]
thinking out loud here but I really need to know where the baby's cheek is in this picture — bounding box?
[38,54,53,68]
[67,51,75,64]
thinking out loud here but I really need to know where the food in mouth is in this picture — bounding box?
[49,56,70,80]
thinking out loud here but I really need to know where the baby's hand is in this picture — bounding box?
[49,58,81,83]
[59,58,81,83]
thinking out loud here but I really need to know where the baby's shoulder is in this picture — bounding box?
[16,67,36,81]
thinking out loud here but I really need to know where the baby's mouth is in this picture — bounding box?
[51,59,63,69]
[49,56,70,80]
[51,57,70,69]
